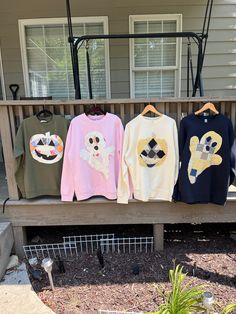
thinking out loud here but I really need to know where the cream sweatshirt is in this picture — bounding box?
[117,114,179,203]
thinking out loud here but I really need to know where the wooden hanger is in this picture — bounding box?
[195,102,219,115]
[141,104,162,116]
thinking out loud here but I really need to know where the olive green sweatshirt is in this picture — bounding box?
[14,115,69,199]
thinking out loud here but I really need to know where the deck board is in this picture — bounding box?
[0,162,235,227]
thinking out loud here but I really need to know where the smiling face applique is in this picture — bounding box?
[30,132,64,164]
[80,131,114,179]
[137,136,168,168]
[188,131,222,184]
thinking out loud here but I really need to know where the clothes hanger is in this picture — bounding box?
[141,103,162,116]
[36,103,53,121]
[86,103,106,116]
[194,102,219,115]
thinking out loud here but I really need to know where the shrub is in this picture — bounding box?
[147,264,205,314]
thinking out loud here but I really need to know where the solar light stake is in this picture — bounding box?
[202,291,215,313]
[41,258,55,291]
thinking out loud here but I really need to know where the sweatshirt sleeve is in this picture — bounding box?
[60,121,75,201]
[228,119,236,186]
[173,120,179,184]
[117,124,131,204]
[115,118,124,185]
[14,123,26,198]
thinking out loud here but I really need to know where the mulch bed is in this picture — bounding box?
[29,236,236,314]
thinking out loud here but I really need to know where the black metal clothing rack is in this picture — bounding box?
[66,0,214,100]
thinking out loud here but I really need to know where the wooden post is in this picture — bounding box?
[12,226,27,258]
[0,106,19,200]
[153,223,164,251]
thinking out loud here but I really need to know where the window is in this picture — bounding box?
[19,17,110,99]
[129,14,182,98]
[0,48,6,100]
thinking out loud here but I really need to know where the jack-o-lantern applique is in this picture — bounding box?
[137,136,168,168]
[30,132,64,164]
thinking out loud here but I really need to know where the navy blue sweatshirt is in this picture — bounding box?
[173,114,235,205]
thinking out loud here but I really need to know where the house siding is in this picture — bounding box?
[0,0,235,99]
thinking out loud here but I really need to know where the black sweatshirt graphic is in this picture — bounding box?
[173,114,236,205]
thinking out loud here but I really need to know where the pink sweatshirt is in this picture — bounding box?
[61,113,124,201]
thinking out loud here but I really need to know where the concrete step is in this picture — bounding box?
[0,263,55,314]
[0,222,14,279]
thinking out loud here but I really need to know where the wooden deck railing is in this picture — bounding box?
[0,97,236,200]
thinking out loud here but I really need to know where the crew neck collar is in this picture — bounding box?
[83,113,109,122]
[192,113,220,124]
[34,114,55,125]
[138,114,165,122]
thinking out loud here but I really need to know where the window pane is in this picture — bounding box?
[162,43,176,66]
[134,72,147,98]
[162,70,175,96]
[26,26,44,48]
[45,25,64,47]
[27,49,46,71]
[46,48,65,71]
[148,21,162,45]
[134,22,147,45]
[25,21,107,99]
[85,23,104,35]
[134,70,175,98]
[148,42,161,66]
[149,21,162,33]
[148,71,161,97]
[163,20,176,32]
[163,20,177,43]
[29,72,48,97]
[134,45,148,67]
[66,24,84,37]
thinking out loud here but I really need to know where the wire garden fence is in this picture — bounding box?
[98,310,143,314]
[23,233,154,260]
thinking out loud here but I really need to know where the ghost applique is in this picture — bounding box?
[80,131,114,179]
[188,131,222,184]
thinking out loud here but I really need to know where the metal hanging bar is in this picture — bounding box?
[66,0,81,99]
[74,32,204,98]
[85,40,93,99]
[187,39,195,97]
[66,0,213,99]
[192,0,214,96]
[202,0,214,68]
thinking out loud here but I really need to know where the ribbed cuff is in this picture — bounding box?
[61,195,74,202]
[117,196,129,204]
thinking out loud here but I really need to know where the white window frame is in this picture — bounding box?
[129,14,182,98]
[0,48,6,100]
[18,17,111,99]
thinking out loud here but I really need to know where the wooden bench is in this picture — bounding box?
[0,97,235,258]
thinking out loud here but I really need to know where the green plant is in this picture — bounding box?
[219,303,236,314]
[146,265,205,314]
